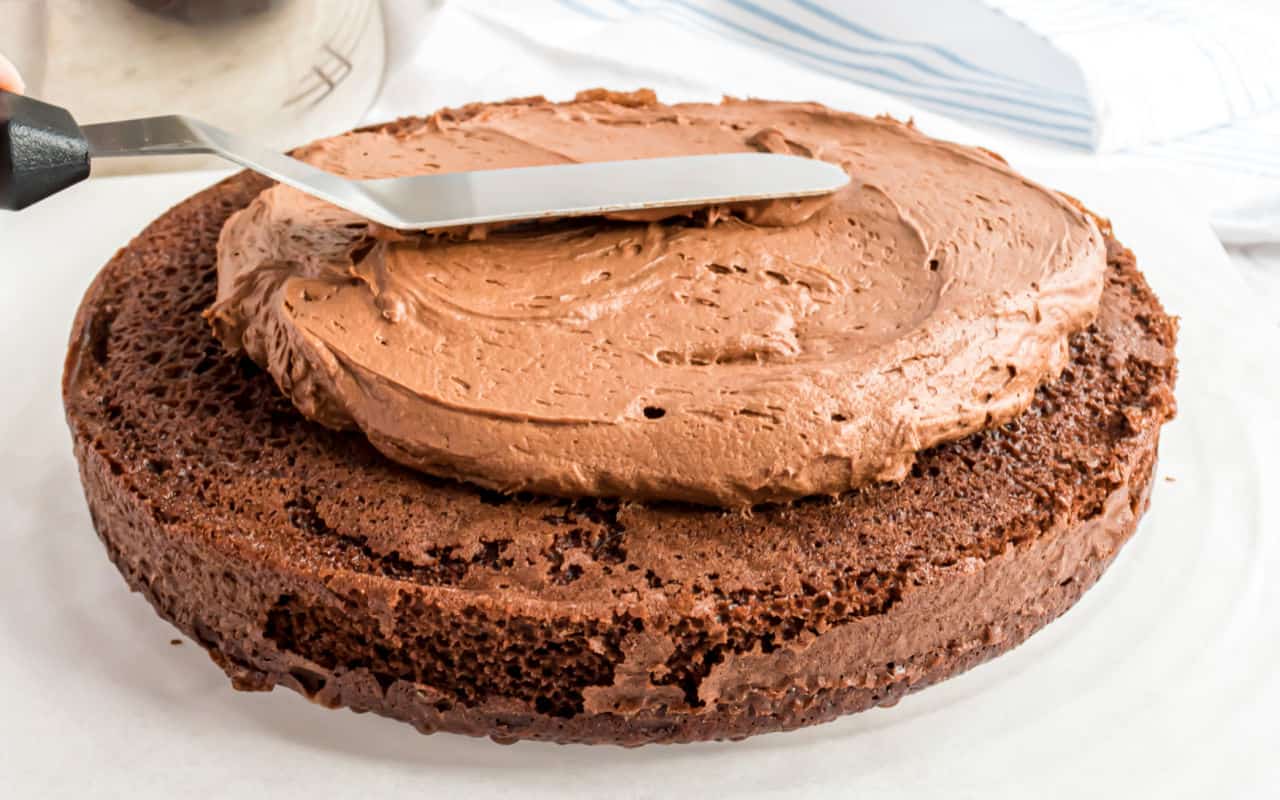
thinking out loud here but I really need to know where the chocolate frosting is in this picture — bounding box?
[210,90,1105,507]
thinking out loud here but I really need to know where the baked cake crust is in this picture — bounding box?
[63,144,1176,746]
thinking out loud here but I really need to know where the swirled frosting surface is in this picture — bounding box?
[210,90,1105,506]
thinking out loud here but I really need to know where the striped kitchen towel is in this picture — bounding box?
[553,0,1280,163]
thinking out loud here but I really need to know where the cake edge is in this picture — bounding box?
[59,167,1173,746]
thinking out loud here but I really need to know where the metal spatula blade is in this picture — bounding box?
[0,91,849,226]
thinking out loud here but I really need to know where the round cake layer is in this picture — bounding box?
[64,161,1176,746]
[210,91,1106,506]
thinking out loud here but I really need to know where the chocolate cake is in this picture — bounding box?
[63,93,1177,746]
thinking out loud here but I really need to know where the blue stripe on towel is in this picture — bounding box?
[646,0,1094,143]
[557,0,1095,147]
[724,0,1091,120]
[557,0,613,20]
[787,0,1089,103]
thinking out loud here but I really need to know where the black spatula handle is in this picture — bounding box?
[0,89,90,210]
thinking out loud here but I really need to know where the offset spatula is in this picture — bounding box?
[0,90,848,228]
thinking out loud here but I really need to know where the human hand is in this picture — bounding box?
[0,52,25,94]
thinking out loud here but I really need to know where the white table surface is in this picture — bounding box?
[0,166,1277,799]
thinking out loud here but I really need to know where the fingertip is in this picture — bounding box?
[0,53,25,94]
